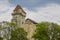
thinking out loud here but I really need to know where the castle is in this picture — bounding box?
[0,5,37,40]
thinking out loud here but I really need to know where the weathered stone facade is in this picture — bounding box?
[24,19,37,40]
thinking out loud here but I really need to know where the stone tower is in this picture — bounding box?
[12,5,26,27]
[11,5,37,40]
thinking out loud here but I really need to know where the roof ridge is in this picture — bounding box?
[26,18,37,24]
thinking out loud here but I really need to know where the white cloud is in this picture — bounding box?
[24,4,60,24]
[0,0,14,22]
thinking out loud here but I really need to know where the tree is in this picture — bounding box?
[7,22,28,40]
[6,22,16,30]
[33,22,60,40]
[49,23,60,40]
[10,27,28,40]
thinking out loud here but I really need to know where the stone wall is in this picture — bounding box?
[24,20,36,40]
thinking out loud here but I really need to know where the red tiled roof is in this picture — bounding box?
[13,5,22,11]
[13,5,26,14]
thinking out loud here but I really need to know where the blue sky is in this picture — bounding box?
[0,0,60,24]
[9,0,60,10]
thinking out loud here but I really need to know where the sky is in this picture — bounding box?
[0,0,60,24]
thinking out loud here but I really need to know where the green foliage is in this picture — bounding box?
[0,37,3,40]
[10,27,28,40]
[7,22,16,27]
[33,22,60,40]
